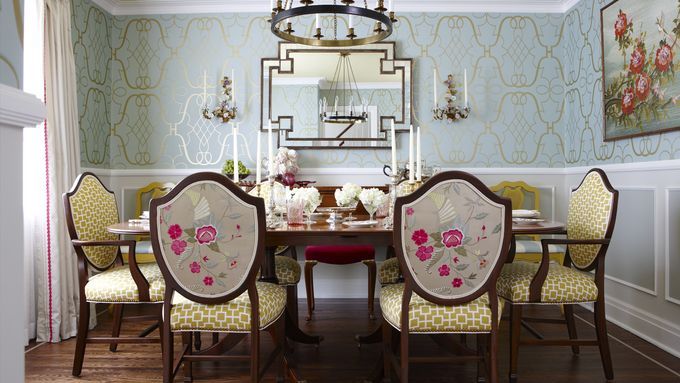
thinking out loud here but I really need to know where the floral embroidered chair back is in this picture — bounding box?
[64,172,120,270]
[150,172,265,302]
[395,171,512,302]
[567,169,618,270]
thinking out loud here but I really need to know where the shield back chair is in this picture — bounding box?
[496,168,618,382]
[63,172,164,376]
[150,172,287,383]
[490,181,565,264]
[121,181,176,264]
[383,171,512,383]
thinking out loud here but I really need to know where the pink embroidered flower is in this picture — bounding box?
[236,224,241,231]
[195,225,218,245]
[656,43,673,73]
[438,264,450,277]
[229,260,238,269]
[480,259,488,268]
[168,224,182,240]
[442,229,464,248]
[411,229,428,246]
[453,256,459,264]
[189,261,201,273]
[415,246,434,261]
[614,10,627,39]
[406,207,414,216]
[171,240,187,255]
[203,276,214,286]
[629,45,645,74]
[452,278,463,288]
[202,256,209,262]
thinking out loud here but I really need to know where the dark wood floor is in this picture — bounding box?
[25,299,680,382]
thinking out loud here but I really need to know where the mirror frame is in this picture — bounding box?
[260,41,413,150]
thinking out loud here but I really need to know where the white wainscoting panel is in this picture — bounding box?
[666,188,680,305]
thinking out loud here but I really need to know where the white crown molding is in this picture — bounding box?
[0,84,46,129]
[90,0,581,16]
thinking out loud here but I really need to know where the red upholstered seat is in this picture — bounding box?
[304,245,375,264]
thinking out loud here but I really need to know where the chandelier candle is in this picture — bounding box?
[233,124,239,182]
[464,69,468,106]
[416,126,421,181]
[408,124,414,183]
[203,70,208,103]
[231,69,236,106]
[268,120,274,177]
[433,68,437,109]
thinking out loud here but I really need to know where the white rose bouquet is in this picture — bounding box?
[274,147,299,176]
[334,182,362,207]
[359,188,388,220]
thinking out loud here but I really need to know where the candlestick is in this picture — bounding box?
[408,124,414,183]
[231,69,236,107]
[316,14,320,28]
[433,68,437,109]
[416,126,421,181]
[256,130,262,184]
[464,69,468,107]
[391,120,397,173]
[233,124,239,183]
[268,120,274,176]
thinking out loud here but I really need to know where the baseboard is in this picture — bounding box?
[580,295,680,358]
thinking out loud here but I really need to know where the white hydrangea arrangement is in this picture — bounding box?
[359,188,388,218]
[291,186,321,214]
[334,182,362,207]
[274,147,299,176]
[248,181,286,212]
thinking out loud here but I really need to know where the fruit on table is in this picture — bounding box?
[223,160,250,176]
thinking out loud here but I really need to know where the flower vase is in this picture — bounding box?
[281,172,296,187]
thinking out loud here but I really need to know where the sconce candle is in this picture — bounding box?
[233,124,239,182]
[256,130,262,184]
[433,68,437,109]
[464,69,468,106]
[231,69,236,107]
[203,70,208,103]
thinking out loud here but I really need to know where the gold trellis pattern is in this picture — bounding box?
[497,261,599,304]
[566,171,614,268]
[380,283,504,333]
[71,0,680,170]
[67,174,120,269]
[170,281,287,332]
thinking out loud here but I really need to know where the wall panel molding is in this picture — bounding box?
[665,188,680,306]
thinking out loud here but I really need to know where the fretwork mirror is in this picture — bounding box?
[261,42,413,149]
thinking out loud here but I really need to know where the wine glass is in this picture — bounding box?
[345,199,359,221]
[364,203,378,222]
[304,199,320,225]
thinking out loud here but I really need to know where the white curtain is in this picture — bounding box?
[23,0,87,343]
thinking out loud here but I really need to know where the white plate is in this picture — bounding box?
[512,218,545,226]
[512,209,540,218]
[342,220,378,227]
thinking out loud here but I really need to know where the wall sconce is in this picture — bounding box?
[433,71,470,122]
[201,70,238,123]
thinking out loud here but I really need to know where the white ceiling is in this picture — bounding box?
[91,0,582,16]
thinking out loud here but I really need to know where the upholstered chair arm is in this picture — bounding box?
[71,239,151,301]
[527,237,610,301]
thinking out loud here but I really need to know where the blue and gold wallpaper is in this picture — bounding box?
[0,0,23,88]
[71,0,680,170]
[563,0,680,165]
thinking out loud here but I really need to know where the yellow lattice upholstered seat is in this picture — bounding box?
[497,261,598,304]
[381,283,504,333]
[170,282,287,332]
[379,257,401,285]
[258,255,301,286]
[85,263,165,303]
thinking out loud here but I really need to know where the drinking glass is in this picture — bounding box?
[287,198,304,226]
[303,200,320,225]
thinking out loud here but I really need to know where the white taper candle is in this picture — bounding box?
[255,130,262,184]
[233,124,239,182]
[316,14,320,29]
[433,68,437,109]
[349,15,353,29]
[203,70,207,102]
[268,120,274,176]
[416,126,421,181]
[391,120,397,173]
[464,69,468,107]
[408,124,414,183]
[231,69,235,107]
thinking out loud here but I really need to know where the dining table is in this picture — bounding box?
[107,216,565,346]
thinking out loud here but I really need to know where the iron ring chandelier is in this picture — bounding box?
[270,2,395,47]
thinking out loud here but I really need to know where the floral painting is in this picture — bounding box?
[602,0,680,140]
